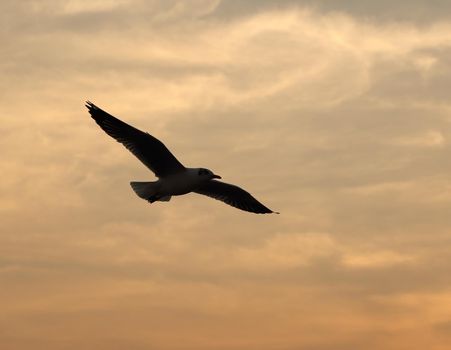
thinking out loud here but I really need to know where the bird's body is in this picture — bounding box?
[131,168,217,202]
[157,168,206,196]
[86,101,278,214]
[163,168,218,195]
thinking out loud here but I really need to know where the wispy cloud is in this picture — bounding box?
[2,1,451,349]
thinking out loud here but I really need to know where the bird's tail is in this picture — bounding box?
[130,181,171,203]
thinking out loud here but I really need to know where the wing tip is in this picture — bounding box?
[85,100,97,111]
[248,206,279,214]
[260,209,279,214]
[258,203,279,214]
[85,101,105,123]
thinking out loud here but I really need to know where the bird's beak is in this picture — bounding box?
[212,174,221,179]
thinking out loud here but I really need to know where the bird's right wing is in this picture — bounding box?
[86,101,185,178]
[194,180,278,214]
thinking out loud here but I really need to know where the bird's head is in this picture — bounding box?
[197,168,221,180]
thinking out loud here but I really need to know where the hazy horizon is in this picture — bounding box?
[2,1,451,349]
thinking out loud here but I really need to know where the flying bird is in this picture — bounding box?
[86,102,278,214]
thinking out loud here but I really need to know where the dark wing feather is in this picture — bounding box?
[86,101,185,178]
[194,180,278,214]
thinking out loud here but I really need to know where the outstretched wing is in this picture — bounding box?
[86,101,185,178]
[194,180,278,214]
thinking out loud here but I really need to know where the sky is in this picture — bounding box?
[2,0,451,349]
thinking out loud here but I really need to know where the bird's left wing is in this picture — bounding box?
[194,180,278,214]
[86,101,185,178]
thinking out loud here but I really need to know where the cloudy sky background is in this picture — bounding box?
[2,0,451,349]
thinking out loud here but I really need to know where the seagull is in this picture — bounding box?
[86,102,278,214]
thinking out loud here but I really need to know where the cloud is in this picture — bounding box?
[342,250,416,269]
[212,0,451,23]
[232,232,337,270]
[3,1,451,349]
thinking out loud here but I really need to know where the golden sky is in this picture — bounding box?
[2,1,451,349]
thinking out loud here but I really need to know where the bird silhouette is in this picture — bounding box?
[86,102,278,214]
